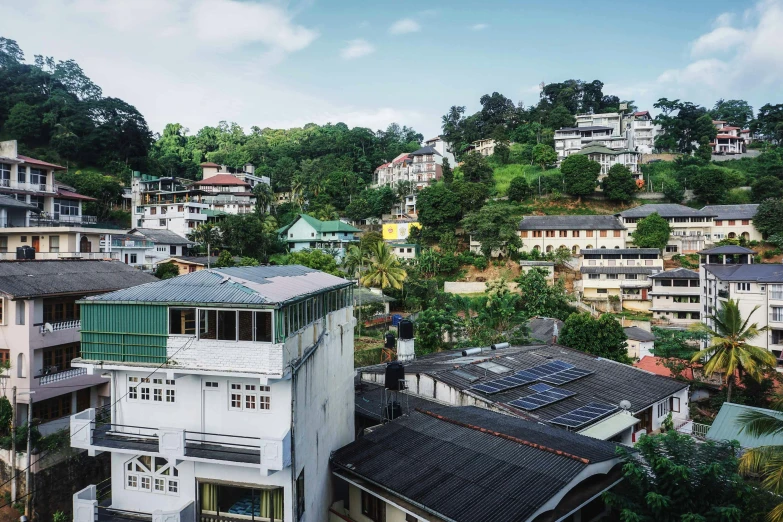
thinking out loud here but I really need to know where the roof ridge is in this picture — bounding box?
[416,409,591,464]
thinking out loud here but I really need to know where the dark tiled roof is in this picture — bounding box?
[331,406,621,522]
[649,268,699,279]
[519,215,625,230]
[699,245,755,255]
[0,195,40,211]
[354,380,446,423]
[0,260,158,299]
[581,266,659,275]
[703,264,783,283]
[618,204,716,218]
[581,248,660,255]
[130,228,193,245]
[624,327,656,342]
[360,344,687,424]
[527,317,564,344]
[701,204,759,220]
[409,145,442,157]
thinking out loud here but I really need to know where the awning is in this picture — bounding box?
[578,411,640,440]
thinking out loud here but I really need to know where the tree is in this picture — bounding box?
[532,144,557,170]
[507,176,532,202]
[514,268,574,320]
[416,183,463,238]
[56,170,124,221]
[632,212,670,250]
[5,102,41,140]
[461,204,523,258]
[558,313,630,363]
[601,164,637,202]
[220,214,268,259]
[753,199,783,238]
[252,183,274,215]
[441,158,453,184]
[604,430,771,522]
[237,257,259,266]
[284,250,341,276]
[752,177,783,203]
[545,104,575,130]
[691,299,776,403]
[188,223,220,256]
[651,327,702,359]
[342,244,369,280]
[215,250,235,268]
[452,180,489,213]
[560,154,600,200]
[653,99,717,153]
[689,166,729,204]
[154,262,180,280]
[696,135,713,163]
[712,99,754,129]
[738,399,783,522]
[360,241,407,290]
[460,152,494,185]
[662,178,685,203]
[753,104,783,143]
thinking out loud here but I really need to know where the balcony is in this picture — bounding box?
[0,251,120,261]
[35,366,87,385]
[718,289,730,299]
[39,319,80,334]
[675,419,710,440]
[621,293,645,300]
[71,408,291,474]
[770,313,783,324]
[73,482,194,522]
[0,179,56,193]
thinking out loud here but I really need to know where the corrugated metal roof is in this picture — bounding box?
[580,266,658,275]
[519,215,625,230]
[701,204,759,220]
[703,263,783,283]
[331,406,621,522]
[707,403,783,448]
[85,265,352,305]
[0,260,158,299]
[0,195,40,211]
[130,228,193,245]
[649,268,699,279]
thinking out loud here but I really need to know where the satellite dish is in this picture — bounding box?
[619,399,632,411]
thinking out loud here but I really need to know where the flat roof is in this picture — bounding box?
[703,263,783,283]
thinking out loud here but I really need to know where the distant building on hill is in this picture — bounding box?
[277,214,360,261]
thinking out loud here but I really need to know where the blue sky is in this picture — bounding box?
[3,0,782,138]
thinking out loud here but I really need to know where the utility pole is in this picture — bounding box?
[11,386,16,502]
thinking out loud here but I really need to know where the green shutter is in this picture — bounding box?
[80,303,168,363]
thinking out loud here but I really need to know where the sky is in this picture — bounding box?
[2,0,782,139]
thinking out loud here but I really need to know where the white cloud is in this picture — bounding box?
[691,26,747,57]
[714,12,734,27]
[340,39,375,59]
[389,18,421,35]
[471,23,489,31]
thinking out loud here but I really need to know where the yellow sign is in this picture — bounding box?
[382,222,420,240]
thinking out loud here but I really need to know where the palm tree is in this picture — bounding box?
[690,298,775,403]
[342,244,369,280]
[360,241,407,290]
[738,398,783,521]
[252,183,274,215]
[188,223,221,262]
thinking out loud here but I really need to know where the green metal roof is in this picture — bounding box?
[277,214,361,235]
[706,403,783,448]
[202,209,228,218]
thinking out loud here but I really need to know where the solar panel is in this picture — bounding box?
[524,360,575,378]
[508,387,576,410]
[529,383,554,393]
[549,403,618,428]
[468,369,538,394]
[539,367,594,385]
[471,383,502,394]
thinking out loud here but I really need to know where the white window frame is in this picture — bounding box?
[124,457,180,496]
[128,375,175,404]
[229,382,271,413]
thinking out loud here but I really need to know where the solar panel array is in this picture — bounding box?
[470,370,538,394]
[508,387,576,410]
[528,383,554,393]
[539,367,594,385]
[468,359,593,395]
[549,403,618,428]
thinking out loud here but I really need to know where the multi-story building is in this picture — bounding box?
[712,121,745,154]
[277,214,360,261]
[700,246,783,355]
[555,111,658,163]
[575,143,640,177]
[554,126,617,160]
[193,162,264,215]
[578,248,663,311]
[518,215,627,255]
[423,135,456,165]
[618,204,716,255]
[649,268,702,326]
[701,204,762,242]
[131,173,208,237]
[71,265,356,522]
[128,228,194,265]
[200,162,270,190]
[629,111,657,154]
[465,138,496,157]
[0,260,156,434]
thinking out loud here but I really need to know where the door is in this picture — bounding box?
[125,254,129,264]
[76,388,91,412]
[642,288,647,300]
[201,379,223,442]
[79,236,91,253]
[31,236,40,252]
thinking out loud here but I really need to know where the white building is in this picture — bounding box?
[0,261,156,435]
[131,174,208,237]
[518,215,627,255]
[465,138,496,157]
[624,326,656,360]
[700,246,783,356]
[575,143,641,177]
[71,265,356,522]
[423,135,456,166]
[649,268,702,326]
[578,248,663,312]
[628,111,658,154]
[618,204,716,255]
[701,204,762,243]
[555,111,658,162]
[712,121,745,154]
[128,228,195,266]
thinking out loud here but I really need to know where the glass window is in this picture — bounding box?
[238,311,253,341]
[17,165,25,183]
[49,236,59,253]
[169,308,196,335]
[217,310,237,340]
[199,310,217,339]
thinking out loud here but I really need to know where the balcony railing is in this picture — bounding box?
[0,179,56,193]
[35,367,87,385]
[74,482,193,522]
[621,293,645,300]
[39,319,80,334]
[0,251,120,261]
[675,419,710,440]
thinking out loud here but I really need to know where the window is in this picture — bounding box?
[614,230,621,237]
[0,163,9,184]
[715,220,723,226]
[532,230,542,238]
[296,469,305,519]
[670,396,681,413]
[15,300,24,325]
[728,220,735,226]
[599,230,607,237]
[31,395,71,420]
[229,382,271,412]
[597,288,608,294]
[545,231,555,238]
[49,235,60,253]
[625,274,637,280]
[0,349,8,366]
[130,254,137,264]
[657,399,670,418]
[606,274,618,279]
[42,343,80,372]
[737,282,751,292]
[55,198,79,216]
[159,219,166,226]
[559,231,567,237]
[169,308,196,335]
[0,237,6,253]
[520,231,528,238]
[772,307,783,323]
[586,230,593,237]
[361,490,385,522]
[17,165,25,183]
[588,274,601,280]
[150,207,157,215]
[128,375,175,404]
[124,456,179,496]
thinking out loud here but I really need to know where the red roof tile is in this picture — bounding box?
[200,162,220,167]
[634,356,694,380]
[57,188,96,201]
[392,152,411,164]
[634,111,650,117]
[192,174,250,187]
[716,134,742,139]
[17,155,66,170]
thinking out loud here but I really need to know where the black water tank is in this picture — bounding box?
[384,332,396,349]
[24,246,35,260]
[399,319,414,340]
[384,361,405,390]
[16,247,25,260]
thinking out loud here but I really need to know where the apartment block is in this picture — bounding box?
[518,215,626,255]
[701,204,762,243]
[649,268,702,326]
[579,248,663,311]
[618,204,715,255]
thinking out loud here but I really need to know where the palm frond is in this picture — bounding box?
[739,411,783,437]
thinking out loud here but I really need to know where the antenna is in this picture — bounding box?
[619,399,632,411]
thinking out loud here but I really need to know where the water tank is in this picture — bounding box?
[386,401,402,421]
[391,314,403,327]
[384,332,396,349]
[16,247,25,260]
[384,361,405,391]
[24,246,35,260]
[462,347,482,356]
[399,319,414,340]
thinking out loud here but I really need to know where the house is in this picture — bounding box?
[624,326,656,359]
[554,126,617,160]
[98,234,155,269]
[526,316,564,344]
[424,135,456,165]
[70,265,356,522]
[518,215,627,255]
[519,260,555,280]
[649,268,702,325]
[0,260,156,434]
[712,121,745,154]
[330,406,624,522]
[700,245,783,355]
[200,162,270,191]
[575,143,640,177]
[579,248,663,311]
[192,163,260,215]
[629,111,657,154]
[702,204,762,243]
[555,111,659,160]
[128,228,195,265]
[618,204,716,255]
[155,255,241,275]
[464,138,496,157]
[359,343,690,445]
[706,403,783,448]
[277,214,360,261]
[389,243,419,260]
[131,172,209,237]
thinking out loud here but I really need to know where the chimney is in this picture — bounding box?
[244,163,255,175]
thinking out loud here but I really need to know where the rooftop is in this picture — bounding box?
[56,188,95,201]
[191,174,250,187]
[649,268,700,280]
[518,215,625,231]
[130,228,194,246]
[634,356,694,380]
[0,260,158,299]
[0,194,40,211]
[277,214,361,235]
[623,326,655,342]
[701,204,759,220]
[618,204,716,218]
[576,143,635,156]
[556,126,614,133]
[84,265,353,306]
[699,245,756,255]
[409,145,442,157]
[17,154,66,170]
[707,403,783,448]
[527,317,564,344]
[331,406,622,522]
[359,344,687,426]
[703,263,783,283]
[581,248,660,255]
[581,266,659,275]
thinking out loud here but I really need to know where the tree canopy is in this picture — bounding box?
[632,212,670,250]
[558,313,630,363]
[560,154,600,199]
[601,164,637,202]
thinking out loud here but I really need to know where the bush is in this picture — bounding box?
[154,262,180,280]
[507,176,532,202]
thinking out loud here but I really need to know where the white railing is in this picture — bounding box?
[40,319,80,334]
[37,367,87,385]
[675,419,710,439]
[0,251,120,261]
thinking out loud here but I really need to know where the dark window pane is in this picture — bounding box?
[169,308,196,335]
[255,312,272,342]
[200,310,217,340]
[217,310,236,341]
[238,311,253,341]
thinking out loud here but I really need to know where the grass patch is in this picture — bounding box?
[493,164,552,195]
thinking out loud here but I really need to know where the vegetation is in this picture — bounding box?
[738,398,783,522]
[601,164,637,203]
[514,268,574,321]
[632,212,670,250]
[755,199,783,238]
[558,313,630,363]
[154,262,180,280]
[461,204,522,258]
[277,249,341,276]
[560,155,600,201]
[360,242,407,290]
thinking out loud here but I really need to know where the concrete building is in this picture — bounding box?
[579,248,663,311]
[423,135,456,166]
[518,215,627,255]
[629,111,657,154]
[649,268,702,326]
[200,162,270,191]
[712,121,745,154]
[700,246,783,356]
[464,138,496,157]
[618,204,716,255]
[555,111,659,160]
[0,260,156,434]
[128,228,195,266]
[624,326,656,360]
[71,265,356,522]
[701,204,762,243]
[277,214,360,261]
[554,126,617,160]
[131,173,208,237]
[575,143,641,177]
[193,163,260,216]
